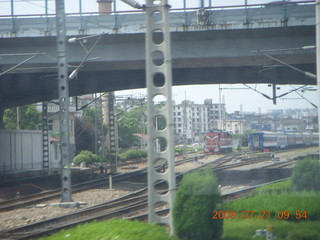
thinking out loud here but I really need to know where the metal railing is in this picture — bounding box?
[0,0,315,36]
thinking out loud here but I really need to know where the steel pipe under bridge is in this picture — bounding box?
[0,2,316,108]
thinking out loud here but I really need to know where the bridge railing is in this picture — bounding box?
[0,0,315,37]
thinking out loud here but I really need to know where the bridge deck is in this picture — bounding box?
[0,3,316,108]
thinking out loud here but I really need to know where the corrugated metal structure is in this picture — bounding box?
[0,130,60,176]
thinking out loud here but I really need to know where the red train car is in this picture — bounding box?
[204,131,233,154]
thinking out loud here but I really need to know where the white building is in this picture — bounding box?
[216,119,244,134]
[173,99,226,143]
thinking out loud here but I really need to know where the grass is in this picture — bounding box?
[226,191,320,221]
[221,219,320,240]
[39,181,320,240]
[40,219,177,240]
[221,180,320,240]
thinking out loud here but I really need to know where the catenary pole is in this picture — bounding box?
[55,0,72,202]
[145,0,176,235]
[316,0,320,159]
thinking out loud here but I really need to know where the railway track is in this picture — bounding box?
[0,176,290,240]
[0,170,146,211]
[0,151,274,212]
[0,151,294,239]
[0,155,204,212]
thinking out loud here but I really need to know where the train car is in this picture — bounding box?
[248,131,287,151]
[312,133,319,145]
[302,133,313,146]
[248,131,319,151]
[287,132,296,147]
[204,131,232,154]
[295,133,303,145]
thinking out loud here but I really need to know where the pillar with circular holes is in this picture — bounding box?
[146,0,176,235]
[56,0,72,202]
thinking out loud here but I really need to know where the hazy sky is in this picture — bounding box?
[0,0,317,113]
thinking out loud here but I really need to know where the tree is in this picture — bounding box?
[74,117,96,155]
[3,104,40,130]
[292,157,320,191]
[74,107,106,156]
[117,105,144,149]
[173,169,223,240]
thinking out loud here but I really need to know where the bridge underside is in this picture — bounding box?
[0,26,316,109]
[0,63,315,109]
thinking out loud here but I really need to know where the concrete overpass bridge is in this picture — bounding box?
[0,1,316,109]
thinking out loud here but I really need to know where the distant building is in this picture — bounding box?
[217,119,244,134]
[268,109,284,117]
[274,118,305,132]
[250,123,272,131]
[36,98,81,160]
[173,99,226,143]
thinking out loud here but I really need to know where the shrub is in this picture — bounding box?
[91,153,104,163]
[73,150,104,165]
[72,154,91,165]
[173,168,223,240]
[118,153,128,161]
[124,150,147,160]
[79,150,93,159]
[292,157,320,191]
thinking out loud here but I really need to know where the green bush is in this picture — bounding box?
[173,169,223,240]
[73,150,104,165]
[292,157,320,191]
[125,150,140,159]
[72,154,91,165]
[118,153,128,161]
[91,153,104,163]
[124,150,147,160]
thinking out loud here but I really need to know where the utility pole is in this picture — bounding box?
[16,107,22,129]
[42,102,49,174]
[316,0,320,158]
[55,0,72,202]
[183,93,188,158]
[146,0,176,235]
[140,97,146,150]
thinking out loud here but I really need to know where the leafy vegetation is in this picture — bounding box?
[173,169,223,240]
[40,219,177,240]
[291,157,320,191]
[72,150,103,165]
[117,105,144,149]
[3,104,40,130]
[175,147,198,155]
[72,154,91,166]
[226,189,320,221]
[221,219,320,240]
[222,179,320,239]
[74,117,96,154]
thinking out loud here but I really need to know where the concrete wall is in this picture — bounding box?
[0,130,60,173]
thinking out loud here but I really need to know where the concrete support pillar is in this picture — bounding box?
[55,0,72,203]
[42,102,49,174]
[16,106,22,129]
[316,0,320,157]
[146,0,176,235]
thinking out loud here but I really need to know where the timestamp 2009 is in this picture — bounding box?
[212,210,307,220]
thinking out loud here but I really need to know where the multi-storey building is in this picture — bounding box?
[173,99,226,143]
